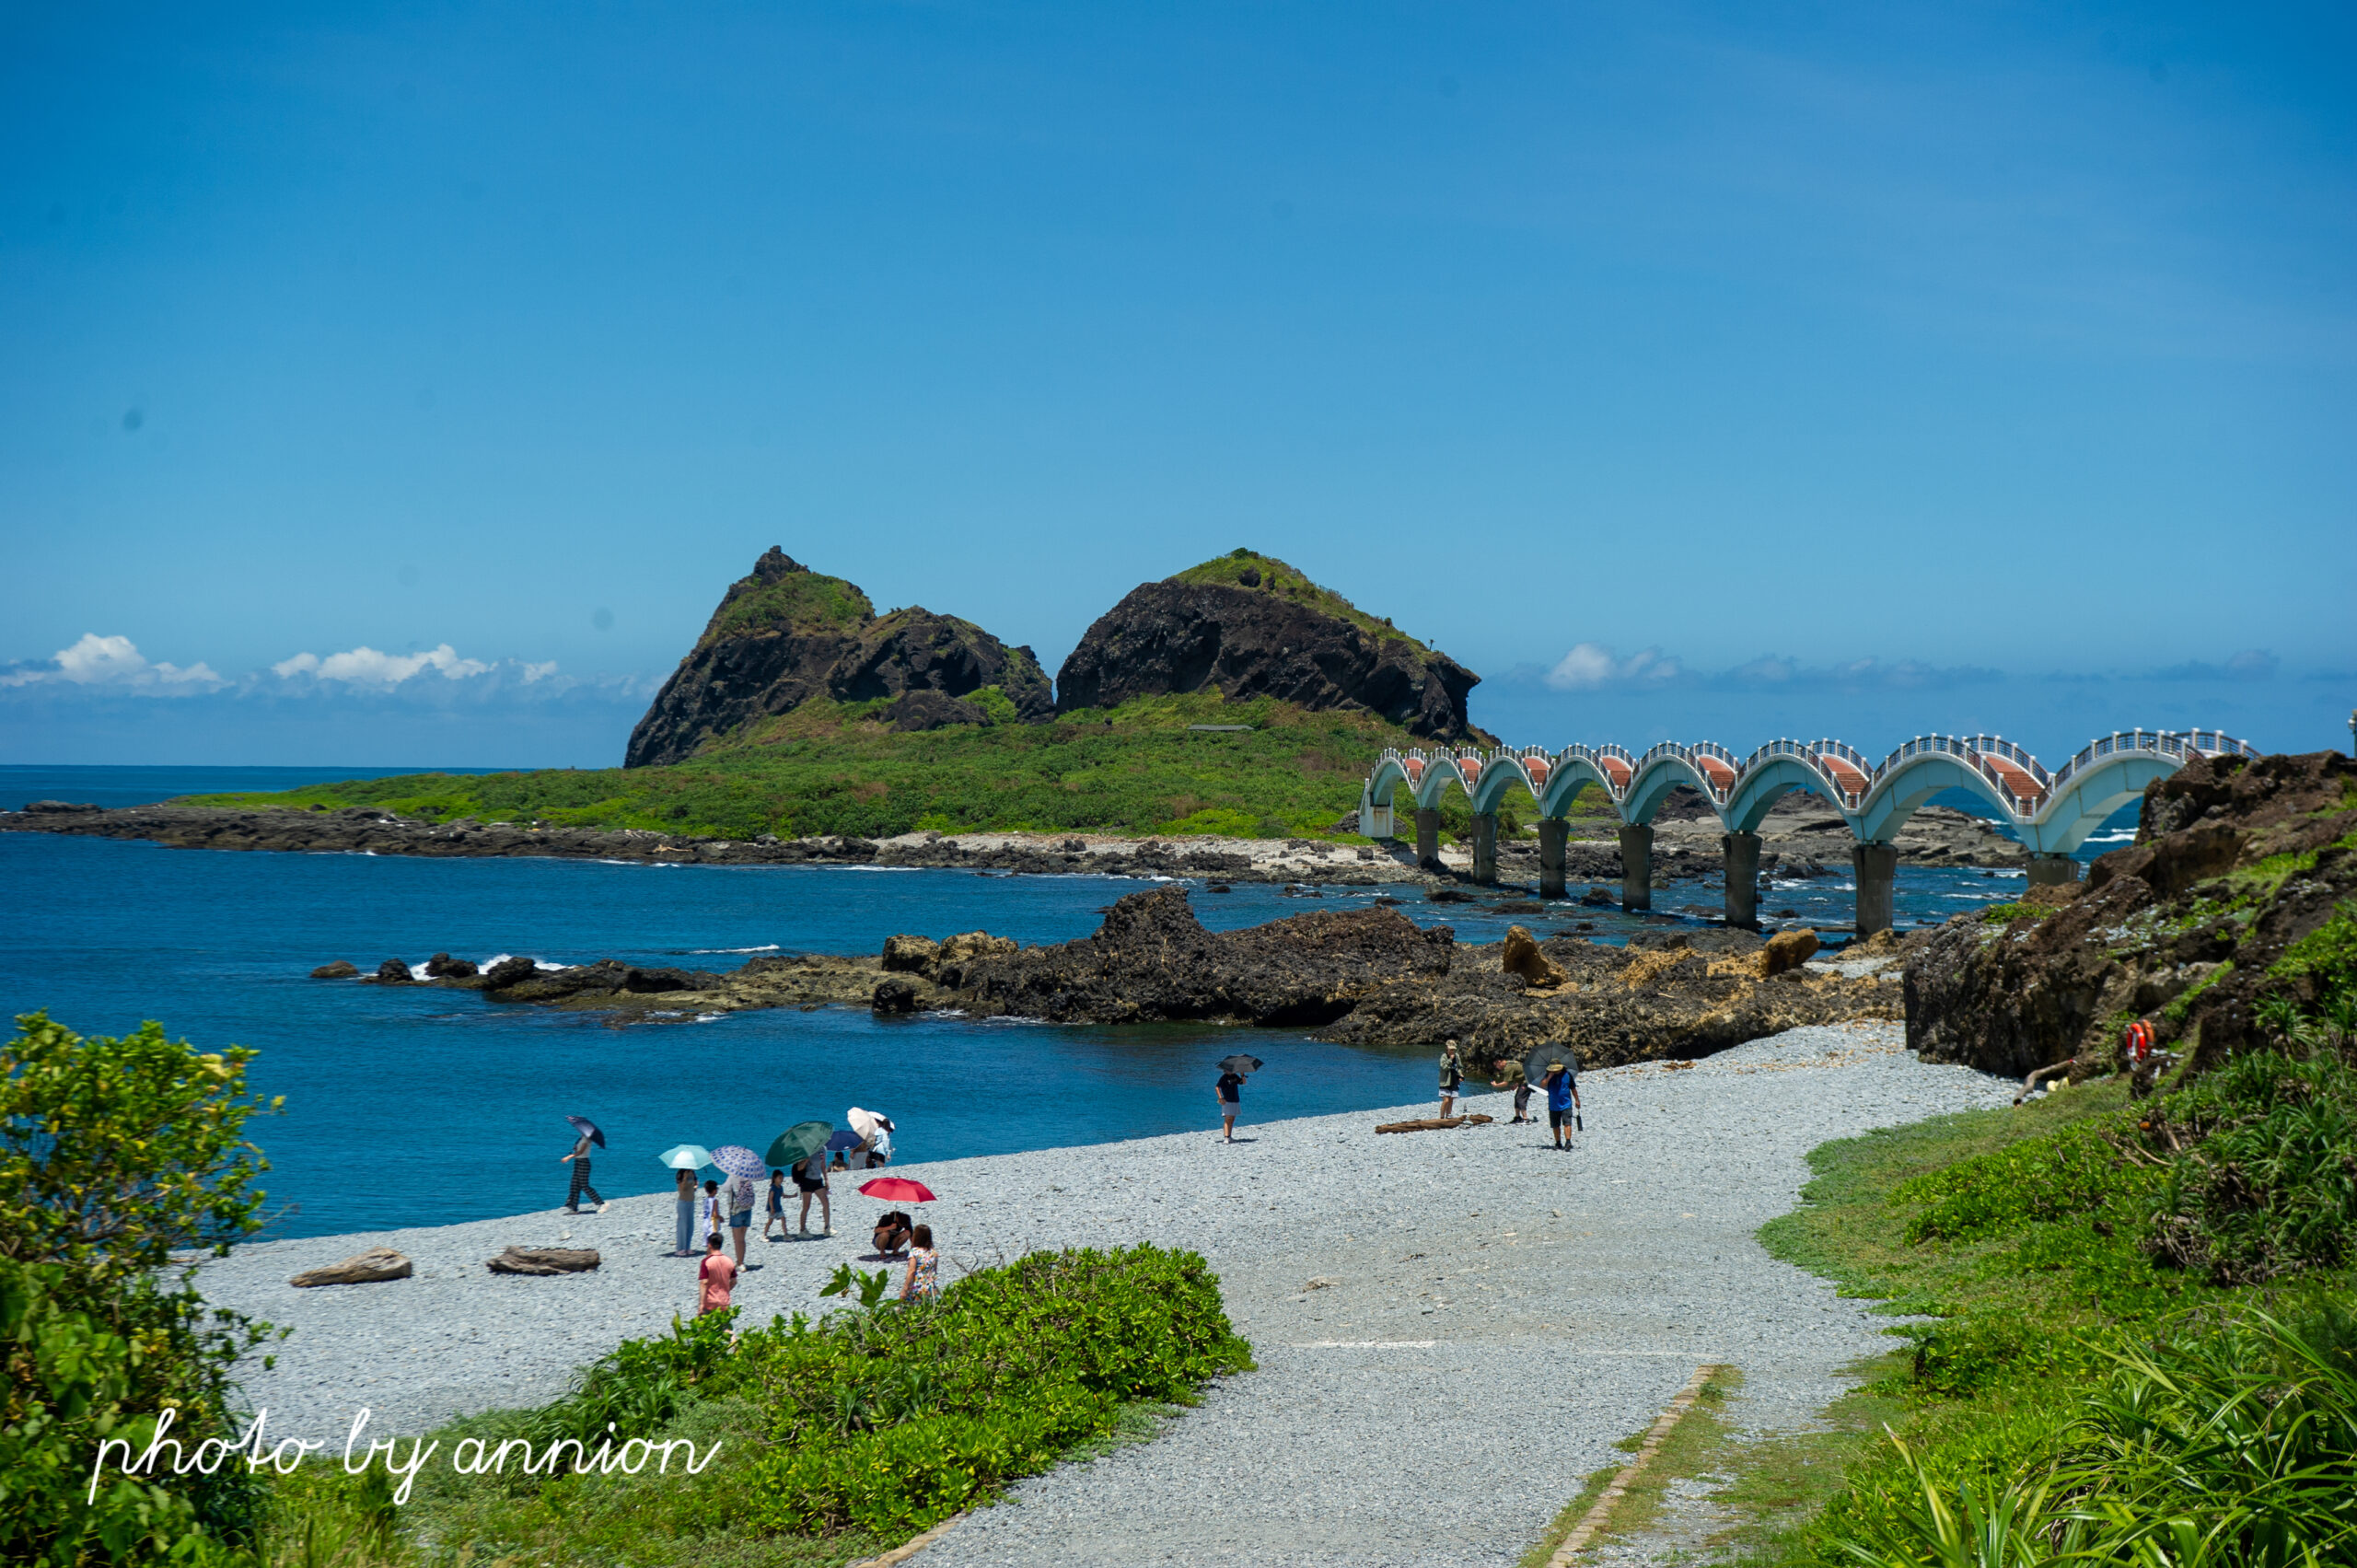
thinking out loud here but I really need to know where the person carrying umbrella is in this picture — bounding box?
[1542,1057,1582,1150]
[660,1144,713,1257]
[1214,1053,1260,1143]
[561,1117,607,1214]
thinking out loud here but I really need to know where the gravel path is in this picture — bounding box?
[197,1022,2011,1566]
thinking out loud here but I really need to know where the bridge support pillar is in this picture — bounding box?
[2026,854,2080,889]
[1363,805,1394,839]
[1722,831,1761,930]
[1538,819,1568,900]
[1470,813,1499,885]
[1414,808,1442,871]
[1853,842,1898,937]
[1618,824,1654,912]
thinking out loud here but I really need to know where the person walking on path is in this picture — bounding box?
[699,1178,726,1246]
[696,1230,737,1317]
[561,1133,607,1214]
[725,1169,756,1267]
[1543,1058,1582,1150]
[672,1167,699,1255]
[795,1147,832,1236]
[761,1168,789,1242]
[900,1224,939,1301]
[1438,1040,1465,1118]
[1492,1056,1531,1123]
[1215,1065,1247,1142]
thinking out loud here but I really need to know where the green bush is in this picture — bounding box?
[0,1013,281,1564]
[2146,1050,2357,1283]
[395,1244,1250,1562]
[1892,1121,2153,1246]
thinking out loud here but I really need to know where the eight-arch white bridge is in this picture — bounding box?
[1358,728,2256,935]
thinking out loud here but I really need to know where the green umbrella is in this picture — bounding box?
[765,1121,832,1169]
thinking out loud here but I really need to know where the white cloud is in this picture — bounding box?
[273,644,495,684]
[1544,643,1681,691]
[520,661,559,684]
[0,633,220,692]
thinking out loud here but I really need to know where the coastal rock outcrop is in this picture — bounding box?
[1903,750,2357,1081]
[953,884,1456,1027]
[625,548,1053,766]
[1054,550,1485,742]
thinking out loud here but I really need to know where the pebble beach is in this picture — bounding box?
[198,1022,2014,1566]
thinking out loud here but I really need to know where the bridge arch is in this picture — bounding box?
[1535,752,1629,819]
[1620,747,1735,827]
[1852,746,2027,844]
[2021,749,2185,855]
[1723,755,1857,836]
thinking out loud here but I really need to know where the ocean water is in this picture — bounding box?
[0,767,2099,1238]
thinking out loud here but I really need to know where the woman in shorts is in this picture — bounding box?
[795,1147,832,1236]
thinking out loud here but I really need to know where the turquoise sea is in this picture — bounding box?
[0,765,2088,1238]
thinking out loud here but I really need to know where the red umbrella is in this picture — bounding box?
[859,1177,935,1204]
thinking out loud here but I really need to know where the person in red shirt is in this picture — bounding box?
[696,1229,737,1317]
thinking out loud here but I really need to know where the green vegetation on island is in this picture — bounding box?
[180,695,1584,843]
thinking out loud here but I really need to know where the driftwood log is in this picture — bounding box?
[288,1247,412,1288]
[1375,1113,1495,1134]
[485,1246,601,1276]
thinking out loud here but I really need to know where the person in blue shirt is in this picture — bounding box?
[1542,1058,1582,1150]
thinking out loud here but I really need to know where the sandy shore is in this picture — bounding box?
[198,1022,2011,1566]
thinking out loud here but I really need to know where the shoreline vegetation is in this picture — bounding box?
[1561,1005,2357,1564]
[198,695,1433,846]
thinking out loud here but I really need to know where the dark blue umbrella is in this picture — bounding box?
[566,1115,606,1148]
[826,1129,865,1152]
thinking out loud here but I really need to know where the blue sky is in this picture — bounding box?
[3,2,2351,767]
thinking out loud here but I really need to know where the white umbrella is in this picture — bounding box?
[847,1107,891,1143]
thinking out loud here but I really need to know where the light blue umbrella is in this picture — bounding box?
[658,1144,714,1171]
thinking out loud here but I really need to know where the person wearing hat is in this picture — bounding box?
[1542,1057,1581,1150]
[1438,1040,1464,1117]
[1491,1055,1531,1123]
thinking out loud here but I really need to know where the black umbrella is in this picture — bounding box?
[566,1115,606,1149]
[1523,1050,1584,1129]
[1218,1054,1264,1074]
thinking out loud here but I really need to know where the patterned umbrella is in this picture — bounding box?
[711,1144,766,1180]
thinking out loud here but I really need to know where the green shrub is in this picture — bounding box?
[0,1013,282,1563]
[1892,1122,2153,1246]
[2146,1051,2357,1283]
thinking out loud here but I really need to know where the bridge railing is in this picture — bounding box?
[1736,738,1865,808]
[1864,734,2042,816]
[2044,729,2258,798]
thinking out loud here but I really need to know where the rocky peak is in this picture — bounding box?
[1054,549,1484,741]
[625,549,1053,767]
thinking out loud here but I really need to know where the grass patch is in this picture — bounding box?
[179,695,1437,842]
[223,1245,1248,1568]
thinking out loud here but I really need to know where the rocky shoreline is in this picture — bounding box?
[321,884,1907,1074]
[1,787,2026,887]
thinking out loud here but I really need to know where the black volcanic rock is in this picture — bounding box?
[952,883,1457,1027]
[1904,750,2357,1081]
[1054,550,1481,740]
[625,548,1052,766]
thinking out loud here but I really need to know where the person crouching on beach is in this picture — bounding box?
[761,1168,788,1242]
[1492,1055,1530,1123]
[1438,1040,1464,1117]
[1215,1064,1246,1143]
[672,1166,699,1256]
[795,1147,832,1236]
[562,1133,606,1214]
[697,1231,736,1317]
[900,1224,939,1301]
[872,1208,912,1258]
